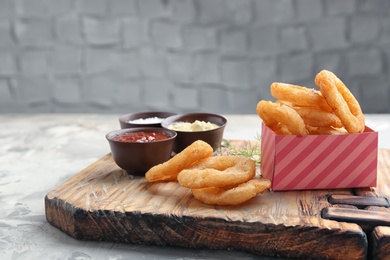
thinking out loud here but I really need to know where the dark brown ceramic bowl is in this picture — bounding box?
[106,127,177,175]
[119,111,177,129]
[161,113,227,153]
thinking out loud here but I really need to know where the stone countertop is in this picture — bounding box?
[1,114,389,260]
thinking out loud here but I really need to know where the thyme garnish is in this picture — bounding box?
[218,134,261,165]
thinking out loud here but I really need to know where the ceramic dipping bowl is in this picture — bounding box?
[161,113,227,154]
[119,111,177,129]
[106,127,177,175]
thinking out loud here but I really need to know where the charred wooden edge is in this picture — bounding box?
[369,227,390,260]
[328,195,389,209]
[45,195,102,239]
[45,195,367,259]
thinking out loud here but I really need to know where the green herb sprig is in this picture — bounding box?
[218,134,261,165]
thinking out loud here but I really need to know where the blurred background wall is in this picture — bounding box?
[0,0,389,114]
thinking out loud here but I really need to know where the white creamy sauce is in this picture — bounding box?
[168,120,219,132]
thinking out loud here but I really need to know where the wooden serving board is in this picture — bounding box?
[45,141,390,259]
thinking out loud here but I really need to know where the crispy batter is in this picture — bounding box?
[145,140,213,182]
[145,139,271,206]
[270,82,332,112]
[306,125,348,135]
[192,178,271,206]
[291,106,343,128]
[258,70,364,135]
[315,70,365,133]
[177,156,256,189]
[256,100,308,135]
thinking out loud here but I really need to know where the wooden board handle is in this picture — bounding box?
[322,207,390,230]
[328,195,389,208]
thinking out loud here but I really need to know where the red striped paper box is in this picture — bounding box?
[261,122,378,191]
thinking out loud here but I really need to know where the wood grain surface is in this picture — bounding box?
[45,142,390,259]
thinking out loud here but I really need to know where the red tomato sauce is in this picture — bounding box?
[112,132,170,143]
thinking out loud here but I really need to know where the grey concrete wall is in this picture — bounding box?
[0,0,389,114]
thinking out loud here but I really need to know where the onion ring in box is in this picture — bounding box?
[257,113,289,135]
[291,106,342,128]
[270,123,292,135]
[270,82,332,112]
[315,70,365,133]
[192,178,271,206]
[276,100,342,128]
[177,156,256,189]
[145,140,213,182]
[306,125,348,135]
[256,100,308,135]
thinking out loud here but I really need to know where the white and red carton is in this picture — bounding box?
[261,122,378,191]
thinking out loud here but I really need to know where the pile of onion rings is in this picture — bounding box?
[145,140,270,206]
[257,70,365,135]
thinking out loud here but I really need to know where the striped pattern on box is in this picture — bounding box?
[261,123,378,191]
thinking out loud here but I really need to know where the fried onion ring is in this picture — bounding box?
[269,123,292,135]
[306,125,348,135]
[291,106,342,128]
[192,178,271,206]
[270,82,332,112]
[315,70,365,133]
[256,100,308,135]
[177,156,256,189]
[276,100,342,127]
[145,140,213,182]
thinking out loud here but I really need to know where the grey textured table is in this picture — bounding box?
[1,114,389,260]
